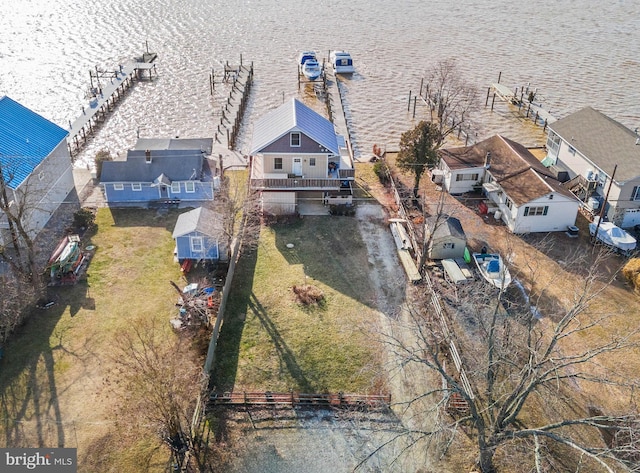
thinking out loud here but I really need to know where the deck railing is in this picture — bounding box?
[251,177,349,190]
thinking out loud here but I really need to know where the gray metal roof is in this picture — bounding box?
[133,138,213,154]
[548,107,640,183]
[172,206,223,238]
[0,96,68,189]
[100,149,204,182]
[250,98,339,155]
[430,216,466,240]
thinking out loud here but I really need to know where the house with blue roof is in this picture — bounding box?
[249,98,355,215]
[100,138,219,206]
[0,96,73,245]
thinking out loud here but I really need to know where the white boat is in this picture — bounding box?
[330,50,354,74]
[298,51,322,81]
[302,58,322,81]
[472,252,512,289]
[589,216,637,254]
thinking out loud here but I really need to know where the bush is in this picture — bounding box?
[94,149,113,179]
[292,284,325,306]
[73,207,96,231]
[622,258,640,293]
[373,161,389,185]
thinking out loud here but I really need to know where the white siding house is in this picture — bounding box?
[0,96,73,246]
[544,106,640,227]
[439,135,580,233]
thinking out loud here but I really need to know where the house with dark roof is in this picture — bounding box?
[544,107,640,227]
[249,98,355,215]
[0,96,73,245]
[172,206,228,263]
[438,135,580,233]
[100,138,218,206]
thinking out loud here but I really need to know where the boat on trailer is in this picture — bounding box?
[330,50,354,74]
[472,252,512,289]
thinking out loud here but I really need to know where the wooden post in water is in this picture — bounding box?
[485,86,491,106]
[419,78,424,97]
[497,71,502,83]
[407,90,412,111]
[413,96,417,118]
[491,92,496,111]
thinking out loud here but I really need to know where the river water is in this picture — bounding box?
[1,0,639,165]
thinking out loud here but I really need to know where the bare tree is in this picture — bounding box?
[377,249,640,472]
[113,316,214,471]
[422,58,478,147]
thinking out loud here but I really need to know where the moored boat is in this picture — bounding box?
[330,50,354,74]
[472,252,512,289]
[302,58,322,81]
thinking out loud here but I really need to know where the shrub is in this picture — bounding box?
[622,258,640,293]
[373,161,389,185]
[73,207,96,231]
[292,284,325,306]
[94,149,113,179]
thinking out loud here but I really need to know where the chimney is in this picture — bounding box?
[484,151,492,169]
[145,149,152,164]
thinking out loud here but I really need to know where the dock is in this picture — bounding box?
[67,51,157,157]
[486,73,557,130]
[209,57,254,150]
[322,67,356,166]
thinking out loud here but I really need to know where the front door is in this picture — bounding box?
[292,158,302,176]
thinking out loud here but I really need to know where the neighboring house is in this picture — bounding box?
[172,206,228,263]
[249,98,355,215]
[439,135,580,233]
[425,216,466,260]
[544,106,640,227]
[0,96,73,245]
[100,138,218,206]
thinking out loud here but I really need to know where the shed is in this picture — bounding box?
[172,207,228,263]
[425,216,467,260]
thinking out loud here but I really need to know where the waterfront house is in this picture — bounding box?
[543,107,640,228]
[249,98,355,215]
[439,135,580,233]
[100,138,219,206]
[424,216,467,260]
[0,96,73,246]
[172,206,228,263]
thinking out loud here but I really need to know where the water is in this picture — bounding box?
[1,0,639,166]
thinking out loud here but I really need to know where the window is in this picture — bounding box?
[185,182,195,193]
[274,157,283,170]
[443,242,455,249]
[568,145,576,155]
[290,132,301,147]
[455,173,479,182]
[631,186,640,201]
[113,183,124,190]
[506,198,514,210]
[524,206,549,216]
[171,182,181,193]
[131,183,142,191]
[546,132,561,157]
[310,158,316,166]
[190,236,203,253]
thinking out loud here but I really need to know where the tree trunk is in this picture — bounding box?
[477,439,496,473]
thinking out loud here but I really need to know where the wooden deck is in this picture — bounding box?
[209,391,391,410]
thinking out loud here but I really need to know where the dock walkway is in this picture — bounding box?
[486,78,557,129]
[67,54,157,156]
[324,68,356,167]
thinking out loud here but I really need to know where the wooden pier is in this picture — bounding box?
[67,51,157,157]
[322,66,356,164]
[485,73,557,130]
[209,391,391,411]
[209,57,254,150]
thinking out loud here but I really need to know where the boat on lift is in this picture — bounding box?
[298,51,322,81]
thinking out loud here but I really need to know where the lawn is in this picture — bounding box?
[212,215,387,394]
[0,208,192,472]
